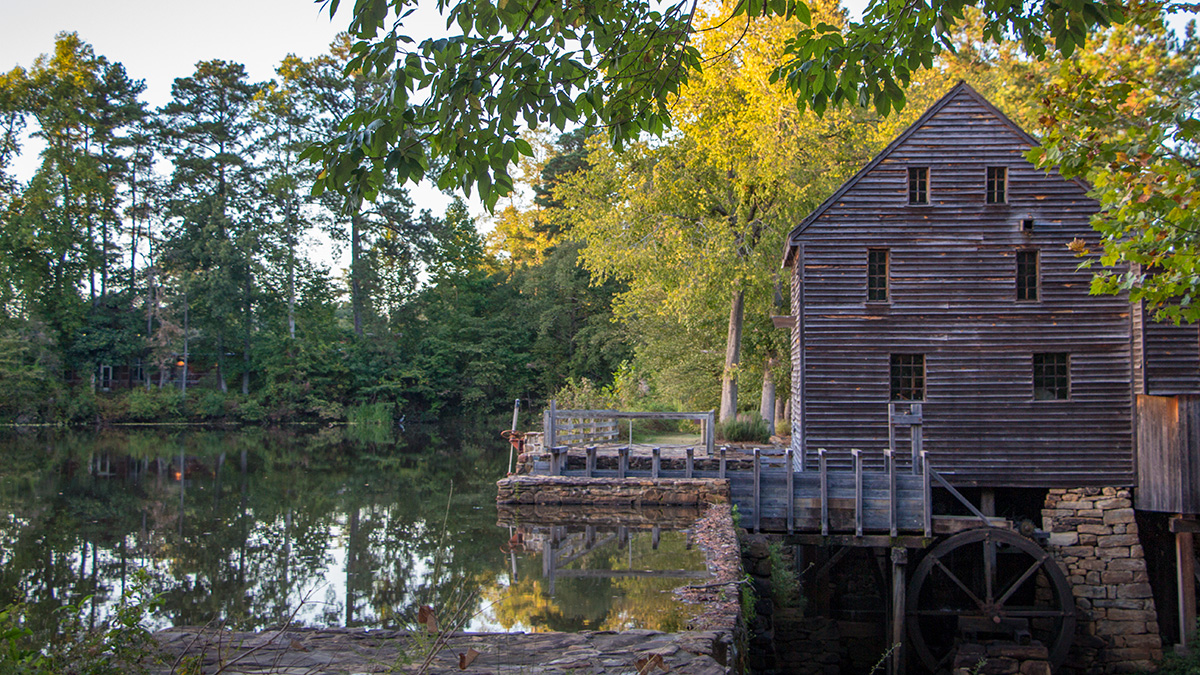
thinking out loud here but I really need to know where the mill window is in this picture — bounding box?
[908,167,929,204]
[890,354,925,401]
[986,166,1008,204]
[1033,353,1070,400]
[867,249,889,301]
[1016,250,1039,301]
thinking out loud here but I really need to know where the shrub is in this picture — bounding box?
[717,417,771,444]
[125,388,181,421]
[768,540,802,610]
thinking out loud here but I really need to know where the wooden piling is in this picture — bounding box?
[786,448,795,534]
[753,448,762,533]
[819,448,829,536]
[686,448,694,478]
[585,446,597,477]
[719,447,727,478]
[652,447,661,478]
[853,449,863,537]
[618,447,628,479]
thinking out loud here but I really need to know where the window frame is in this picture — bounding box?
[867,248,890,302]
[986,166,1008,204]
[1016,250,1040,301]
[1033,353,1070,401]
[890,354,926,402]
[908,167,929,205]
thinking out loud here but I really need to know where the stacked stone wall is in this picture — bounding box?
[496,475,729,506]
[1042,487,1164,674]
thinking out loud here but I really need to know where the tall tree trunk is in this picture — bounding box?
[760,356,776,429]
[775,394,787,433]
[287,198,296,340]
[350,208,364,337]
[216,332,228,393]
[242,270,252,396]
[719,288,744,423]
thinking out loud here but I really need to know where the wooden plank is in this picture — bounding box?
[1171,517,1200,534]
[720,447,727,479]
[553,410,715,420]
[754,449,762,533]
[686,448,694,478]
[585,446,597,477]
[854,449,863,537]
[652,447,661,478]
[618,447,628,479]
[786,449,795,534]
[820,448,829,536]
[547,399,557,449]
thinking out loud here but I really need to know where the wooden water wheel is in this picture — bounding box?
[906,528,1076,672]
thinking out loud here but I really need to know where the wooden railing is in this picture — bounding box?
[534,445,998,539]
[542,400,716,456]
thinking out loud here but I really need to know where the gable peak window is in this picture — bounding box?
[890,354,925,401]
[1033,353,1069,400]
[908,167,929,204]
[986,166,1008,204]
[1016,250,1039,301]
[867,249,889,301]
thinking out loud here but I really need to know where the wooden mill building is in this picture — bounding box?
[781,81,1200,657]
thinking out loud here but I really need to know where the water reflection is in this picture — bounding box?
[0,426,707,639]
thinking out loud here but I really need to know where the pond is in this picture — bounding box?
[0,424,707,639]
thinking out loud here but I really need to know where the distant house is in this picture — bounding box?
[781,81,1136,488]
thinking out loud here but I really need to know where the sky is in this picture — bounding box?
[0,0,462,238]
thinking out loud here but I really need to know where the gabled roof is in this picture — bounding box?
[781,81,1044,267]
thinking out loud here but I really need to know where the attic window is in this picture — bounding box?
[986,167,1008,204]
[867,249,889,301]
[1033,353,1069,400]
[908,167,929,204]
[890,354,925,401]
[1016,250,1039,301]
[1021,219,1035,232]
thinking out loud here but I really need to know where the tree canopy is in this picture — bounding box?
[311,0,1138,207]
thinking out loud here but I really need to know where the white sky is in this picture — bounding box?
[0,0,462,266]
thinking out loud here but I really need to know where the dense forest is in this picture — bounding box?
[0,4,1195,427]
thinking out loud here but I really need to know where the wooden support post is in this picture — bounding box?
[705,410,715,457]
[754,448,762,533]
[549,446,562,475]
[786,448,795,534]
[888,402,897,466]
[910,403,922,474]
[686,448,694,478]
[921,451,932,538]
[853,449,863,537]
[585,446,597,477]
[1178,526,1196,651]
[819,448,829,536]
[719,447,728,478]
[891,547,908,675]
[585,525,596,547]
[887,449,898,538]
[618,447,628,479]
[652,447,661,478]
[547,399,557,449]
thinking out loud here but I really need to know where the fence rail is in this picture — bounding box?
[542,400,716,456]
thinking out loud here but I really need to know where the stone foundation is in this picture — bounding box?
[953,641,1052,675]
[1042,487,1164,674]
[496,474,730,506]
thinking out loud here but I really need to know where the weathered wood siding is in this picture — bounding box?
[1138,304,1200,395]
[1136,395,1200,514]
[787,85,1133,487]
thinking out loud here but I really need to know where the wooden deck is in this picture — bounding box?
[531,446,998,546]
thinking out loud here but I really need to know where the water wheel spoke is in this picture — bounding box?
[985,538,996,604]
[996,556,1045,607]
[999,608,1075,618]
[932,556,986,610]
